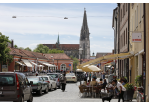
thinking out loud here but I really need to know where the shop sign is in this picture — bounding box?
[2,65,8,72]
[132,33,142,42]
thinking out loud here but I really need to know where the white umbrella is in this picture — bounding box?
[76,69,83,72]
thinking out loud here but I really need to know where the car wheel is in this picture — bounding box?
[27,94,33,102]
[19,96,24,102]
[38,88,42,95]
[54,85,57,90]
[44,86,48,93]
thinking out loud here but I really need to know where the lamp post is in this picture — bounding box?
[79,47,83,85]
[51,56,54,72]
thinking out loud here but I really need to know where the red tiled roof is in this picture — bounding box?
[9,47,47,60]
[43,44,79,50]
[44,53,72,60]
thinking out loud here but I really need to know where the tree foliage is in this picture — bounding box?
[24,47,32,51]
[14,44,18,48]
[33,44,64,54]
[18,47,24,50]
[70,55,79,71]
[0,32,13,65]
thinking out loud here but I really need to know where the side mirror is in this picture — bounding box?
[30,81,33,85]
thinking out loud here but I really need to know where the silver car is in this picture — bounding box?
[47,73,61,88]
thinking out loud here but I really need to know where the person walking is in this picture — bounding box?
[112,80,126,102]
[60,73,67,92]
[89,72,92,81]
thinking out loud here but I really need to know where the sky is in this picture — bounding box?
[0,3,117,55]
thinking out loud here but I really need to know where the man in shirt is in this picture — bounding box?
[90,76,98,86]
[112,79,126,102]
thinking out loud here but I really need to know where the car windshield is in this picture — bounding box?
[0,75,15,86]
[42,77,48,80]
[66,73,75,76]
[47,74,58,78]
[27,77,39,81]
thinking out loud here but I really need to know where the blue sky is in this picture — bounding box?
[0,3,117,55]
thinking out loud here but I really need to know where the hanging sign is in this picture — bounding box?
[132,33,142,42]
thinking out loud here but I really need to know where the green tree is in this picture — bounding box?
[24,47,32,51]
[18,47,24,50]
[33,44,49,53]
[0,32,13,71]
[14,44,18,48]
[69,55,79,71]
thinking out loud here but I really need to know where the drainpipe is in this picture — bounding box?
[143,3,146,102]
[128,3,130,82]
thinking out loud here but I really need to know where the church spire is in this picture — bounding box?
[80,8,90,41]
[57,33,60,44]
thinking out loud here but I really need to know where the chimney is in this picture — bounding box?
[11,40,14,48]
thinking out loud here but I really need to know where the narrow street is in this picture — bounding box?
[33,79,136,102]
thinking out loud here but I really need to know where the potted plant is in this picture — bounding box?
[135,75,142,90]
[123,83,134,101]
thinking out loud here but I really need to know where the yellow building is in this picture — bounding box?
[145,3,149,102]
[129,3,144,85]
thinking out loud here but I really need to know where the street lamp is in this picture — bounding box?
[79,47,83,85]
[51,56,54,72]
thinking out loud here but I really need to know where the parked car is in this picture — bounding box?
[27,76,49,95]
[42,75,57,91]
[0,72,33,102]
[47,73,61,88]
[66,73,77,82]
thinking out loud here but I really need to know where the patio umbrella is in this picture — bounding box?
[76,69,83,72]
[82,65,102,72]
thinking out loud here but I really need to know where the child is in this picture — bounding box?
[87,80,90,85]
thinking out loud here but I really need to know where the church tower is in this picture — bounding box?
[79,8,90,59]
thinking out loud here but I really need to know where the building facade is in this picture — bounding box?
[118,3,130,80]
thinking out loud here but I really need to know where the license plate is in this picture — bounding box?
[0,91,2,94]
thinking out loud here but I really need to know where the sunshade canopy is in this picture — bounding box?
[76,69,84,72]
[82,65,102,72]
[39,62,55,67]
[15,61,25,66]
[30,62,44,67]
[22,59,33,67]
[77,52,133,69]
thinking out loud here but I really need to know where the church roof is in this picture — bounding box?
[44,53,72,60]
[43,44,79,50]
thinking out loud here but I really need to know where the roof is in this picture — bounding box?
[44,53,72,60]
[9,47,47,60]
[96,52,112,58]
[43,44,79,50]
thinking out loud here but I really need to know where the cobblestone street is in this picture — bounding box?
[33,79,137,102]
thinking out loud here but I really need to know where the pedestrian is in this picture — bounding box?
[60,73,67,92]
[112,79,126,102]
[102,72,105,79]
[89,72,92,81]
[36,71,38,76]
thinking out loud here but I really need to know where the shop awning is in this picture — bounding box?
[22,59,33,67]
[30,62,44,67]
[78,52,133,69]
[15,61,25,66]
[39,62,55,67]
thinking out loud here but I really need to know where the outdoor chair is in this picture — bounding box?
[79,85,89,97]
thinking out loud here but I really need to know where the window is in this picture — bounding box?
[137,6,138,27]
[61,64,66,71]
[123,5,124,17]
[126,3,127,11]
[124,4,125,15]
[0,75,15,86]
[135,10,136,28]
[126,28,127,44]
[124,31,125,46]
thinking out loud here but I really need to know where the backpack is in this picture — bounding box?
[59,75,64,82]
